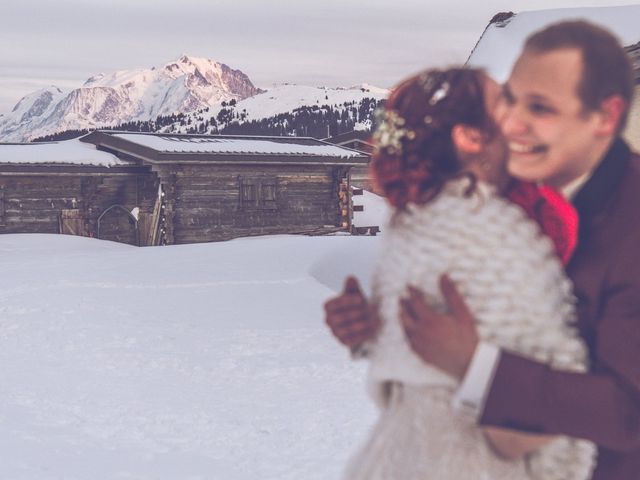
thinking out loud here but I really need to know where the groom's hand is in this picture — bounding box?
[324,276,379,350]
[400,275,479,380]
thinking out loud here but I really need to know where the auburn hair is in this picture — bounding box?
[371,68,496,209]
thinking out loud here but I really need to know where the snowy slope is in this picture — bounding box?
[229,83,388,122]
[0,56,260,143]
[0,194,391,479]
[468,6,640,82]
[160,83,389,135]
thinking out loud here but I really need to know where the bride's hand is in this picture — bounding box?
[483,427,557,460]
[399,275,478,380]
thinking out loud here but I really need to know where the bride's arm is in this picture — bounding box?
[483,427,556,460]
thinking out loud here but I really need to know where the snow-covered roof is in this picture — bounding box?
[0,138,128,167]
[468,6,640,82]
[111,133,365,158]
[78,131,369,166]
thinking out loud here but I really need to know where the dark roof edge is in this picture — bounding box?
[81,131,161,163]
[85,129,358,146]
[0,164,150,174]
[152,152,367,166]
[81,130,368,163]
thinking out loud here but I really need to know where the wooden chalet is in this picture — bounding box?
[0,132,368,246]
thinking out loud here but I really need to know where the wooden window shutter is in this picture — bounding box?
[239,176,257,208]
[260,179,277,210]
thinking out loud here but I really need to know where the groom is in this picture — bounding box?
[325,20,640,479]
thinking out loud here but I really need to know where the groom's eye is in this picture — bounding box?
[529,102,554,115]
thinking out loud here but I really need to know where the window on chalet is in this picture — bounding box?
[239,177,278,210]
[261,182,277,209]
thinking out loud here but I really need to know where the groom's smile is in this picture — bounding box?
[508,141,547,155]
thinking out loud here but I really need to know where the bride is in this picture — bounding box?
[329,68,595,480]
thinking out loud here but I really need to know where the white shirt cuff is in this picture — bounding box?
[452,342,501,421]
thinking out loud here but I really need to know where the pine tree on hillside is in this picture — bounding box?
[33,97,386,141]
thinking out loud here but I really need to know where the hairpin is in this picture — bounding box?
[429,81,450,105]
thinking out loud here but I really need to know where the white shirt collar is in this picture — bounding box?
[560,171,593,201]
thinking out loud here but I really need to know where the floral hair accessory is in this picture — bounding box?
[373,109,416,154]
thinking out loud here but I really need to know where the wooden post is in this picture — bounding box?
[335,166,351,231]
[148,186,163,246]
[157,170,177,245]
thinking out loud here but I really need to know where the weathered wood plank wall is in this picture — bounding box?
[0,172,157,245]
[153,163,345,244]
[0,160,351,245]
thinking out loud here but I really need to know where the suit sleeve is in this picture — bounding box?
[480,236,640,452]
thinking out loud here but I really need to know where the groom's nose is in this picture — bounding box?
[497,103,529,138]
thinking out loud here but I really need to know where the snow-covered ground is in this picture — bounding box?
[0,198,390,479]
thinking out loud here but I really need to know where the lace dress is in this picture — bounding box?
[344,178,596,480]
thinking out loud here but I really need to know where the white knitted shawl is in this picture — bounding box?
[365,178,596,480]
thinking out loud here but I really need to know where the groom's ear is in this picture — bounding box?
[451,125,483,154]
[594,95,627,137]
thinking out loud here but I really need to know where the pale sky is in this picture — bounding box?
[0,0,638,113]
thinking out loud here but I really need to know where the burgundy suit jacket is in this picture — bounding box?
[481,139,640,479]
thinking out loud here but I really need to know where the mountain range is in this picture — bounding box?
[0,55,261,142]
[0,56,388,142]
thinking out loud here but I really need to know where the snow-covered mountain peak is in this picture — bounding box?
[0,86,69,134]
[83,67,153,89]
[163,55,222,79]
[11,86,64,114]
[83,73,105,86]
[0,56,261,142]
